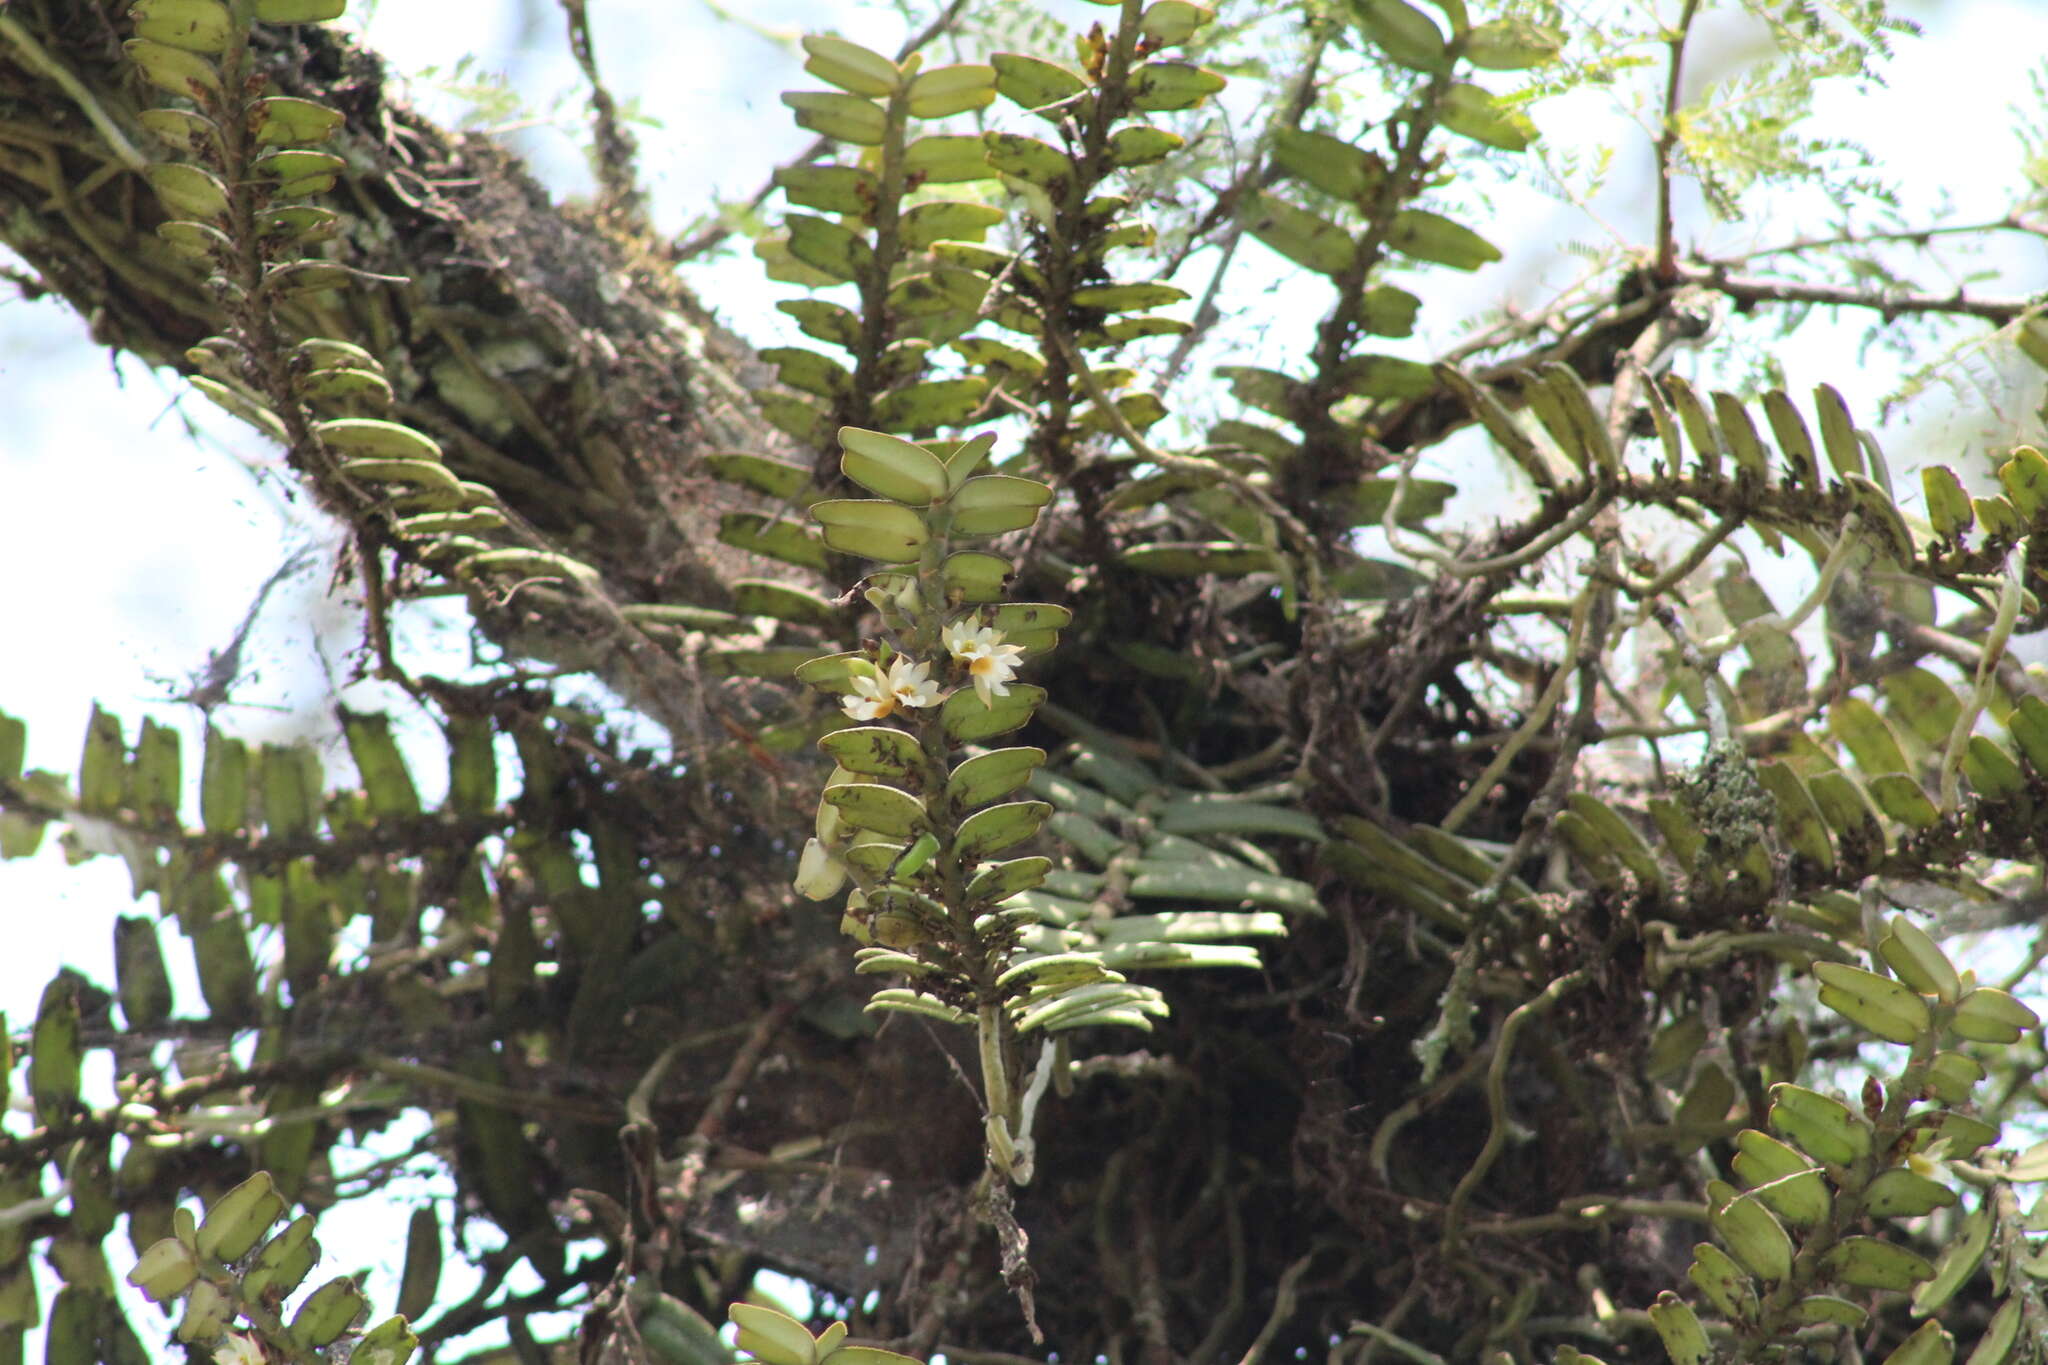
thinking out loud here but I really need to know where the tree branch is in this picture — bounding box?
[1673,260,2035,324]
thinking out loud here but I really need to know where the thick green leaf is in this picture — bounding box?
[1108,125,1183,167]
[1440,82,1532,151]
[729,579,839,627]
[1867,774,1939,829]
[1359,285,1421,336]
[1129,61,1226,111]
[873,377,988,430]
[1922,466,1974,541]
[904,134,992,182]
[781,91,888,145]
[1687,1243,1757,1322]
[1663,373,1723,473]
[778,299,864,350]
[1354,0,1447,73]
[125,39,221,99]
[1755,762,1833,873]
[1707,1179,1793,1281]
[1864,1168,1958,1218]
[950,475,1053,535]
[1071,282,1190,312]
[801,34,900,97]
[249,96,345,146]
[700,648,816,679]
[1790,1296,1867,1329]
[1762,390,1820,487]
[1127,859,1322,914]
[138,107,217,156]
[1244,193,1357,275]
[940,551,1016,602]
[1910,1205,1990,1312]
[254,0,346,18]
[705,451,813,503]
[1463,17,1564,69]
[1813,962,1929,1045]
[942,683,1045,742]
[1648,1292,1713,1365]
[1215,364,1298,420]
[1804,772,1885,870]
[1563,793,1663,890]
[965,856,1053,906]
[1830,696,1910,774]
[818,726,933,785]
[188,882,259,1022]
[719,513,830,571]
[823,782,929,839]
[1325,553,1428,600]
[900,200,1007,250]
[774,163,877,216]
[147,163,229,220]
[946,747,1045,813]
[982,131,1072,186]
[786,214,876,281]
[30,975,81,1126]
[1121,542,1278,576]
[1271,130,1384,203]
[1712,391,1771,477]
[131,0,231,53]
[1341,354,1436,399]
[1140,1,1214,46]
[1880,667,1961,748]
[1388,209,1501,269]
[991,53,1088,114]
[1975,494,2026,543]
[1769,1083,1871,1165]
[1154,797,1324,842]
[812,499,930,562]
[955,800,1052,860]
[1998,445,2048,526]
[341,709,420,817]
[1952,986,2040,1044]
[839,427,949,505]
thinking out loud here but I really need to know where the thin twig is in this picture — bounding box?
[1235,1248,1323,1365]
[1440,583,1593,835]
[1438,969,1592,1252]
[1939,556,2022,808]
[1617,513,1741,598]
[1157,20,1333,389]
[667,993,804,1207]
[558,0,646,227]
[1652,0,1702,282]
[365,1055,619,1123]
[1672,261,2033,325]
[1716,213,2037,268]
[1690,514,1861,663]
[1349,1319,1449,1365]
[1383,455,1612,579]
[1046,323,1325,598]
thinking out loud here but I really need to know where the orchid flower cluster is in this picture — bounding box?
[839,622,1024,723]
[788,426,1094,1182]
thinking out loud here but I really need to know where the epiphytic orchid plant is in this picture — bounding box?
[791,424,1124,1184]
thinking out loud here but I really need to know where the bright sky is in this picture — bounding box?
[2,0,2046,1358]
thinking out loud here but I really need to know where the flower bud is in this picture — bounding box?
[794,838,849,900]
[126,1237,200,1303]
